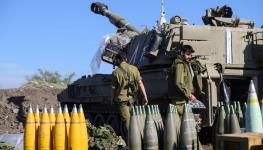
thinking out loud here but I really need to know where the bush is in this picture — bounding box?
[27,69,75,85]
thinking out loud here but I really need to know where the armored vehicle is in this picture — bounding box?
[58,2,263,136]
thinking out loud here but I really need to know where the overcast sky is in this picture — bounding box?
[0,0,262,88]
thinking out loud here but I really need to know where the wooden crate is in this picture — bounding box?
[216,132,263,150]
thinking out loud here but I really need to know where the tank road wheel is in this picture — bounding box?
[93,114,105,127]
[106,115,119,134]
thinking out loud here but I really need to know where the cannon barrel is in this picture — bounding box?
[91,2,141,34]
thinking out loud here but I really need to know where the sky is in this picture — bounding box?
[0,0,262,89]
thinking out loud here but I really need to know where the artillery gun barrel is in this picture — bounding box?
[91,2,141,34]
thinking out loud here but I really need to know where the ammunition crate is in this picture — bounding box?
[216,132,263,150]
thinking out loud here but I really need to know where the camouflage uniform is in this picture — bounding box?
[169,55,206,115]
[112,62,142,137]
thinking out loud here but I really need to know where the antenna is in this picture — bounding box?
[157,0,167,29]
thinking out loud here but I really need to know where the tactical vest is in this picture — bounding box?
[168,55,206,102]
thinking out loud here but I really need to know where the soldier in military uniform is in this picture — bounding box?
[111,52,148,141]
[169,45,206,150]
[169,45,206,115]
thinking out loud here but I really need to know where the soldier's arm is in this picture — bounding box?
[135,68,148,105]
[138,80,148,105]
[174,63,192,99]
[111,73,118,104]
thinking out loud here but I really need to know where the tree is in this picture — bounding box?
[26,69,75,85]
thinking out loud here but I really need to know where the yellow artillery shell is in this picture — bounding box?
[24,105,36,150]
[63,104,70,150]
[69,104,81,150]
[49,105,56,149]
[34,105,40,150]
[38,106,51,150]
[78,104,89,150]
[54,106,66,150]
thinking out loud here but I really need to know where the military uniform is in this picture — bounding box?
[170,55,206,150]
[112,62,142,137]
[169,55,206,115]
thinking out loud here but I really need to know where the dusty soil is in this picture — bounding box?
[0,87,62,134]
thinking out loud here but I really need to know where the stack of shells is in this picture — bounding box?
[215,80,263,135]
[24,81,262,149]
[128,104,201,150]
[24,104,88,150]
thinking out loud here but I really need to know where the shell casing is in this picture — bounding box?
[53,111,66,150]
[78,109,89,150]
[34,110,40,150]
[38,110,51,150]
[24,110,36,150]
[69,106,81,150]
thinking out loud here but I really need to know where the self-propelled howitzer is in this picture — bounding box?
[58,2,263,138]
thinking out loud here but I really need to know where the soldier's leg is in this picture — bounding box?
[119,101,131,141]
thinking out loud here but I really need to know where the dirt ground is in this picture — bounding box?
[0,87,62,134]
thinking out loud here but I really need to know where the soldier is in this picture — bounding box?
[111,52,148,141]
[169,45,206,150]
[169,45,206,115]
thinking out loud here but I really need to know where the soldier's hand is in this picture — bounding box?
[143,98,148,106]
[189,94,197,102]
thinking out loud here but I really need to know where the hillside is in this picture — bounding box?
[0,87,63,134]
